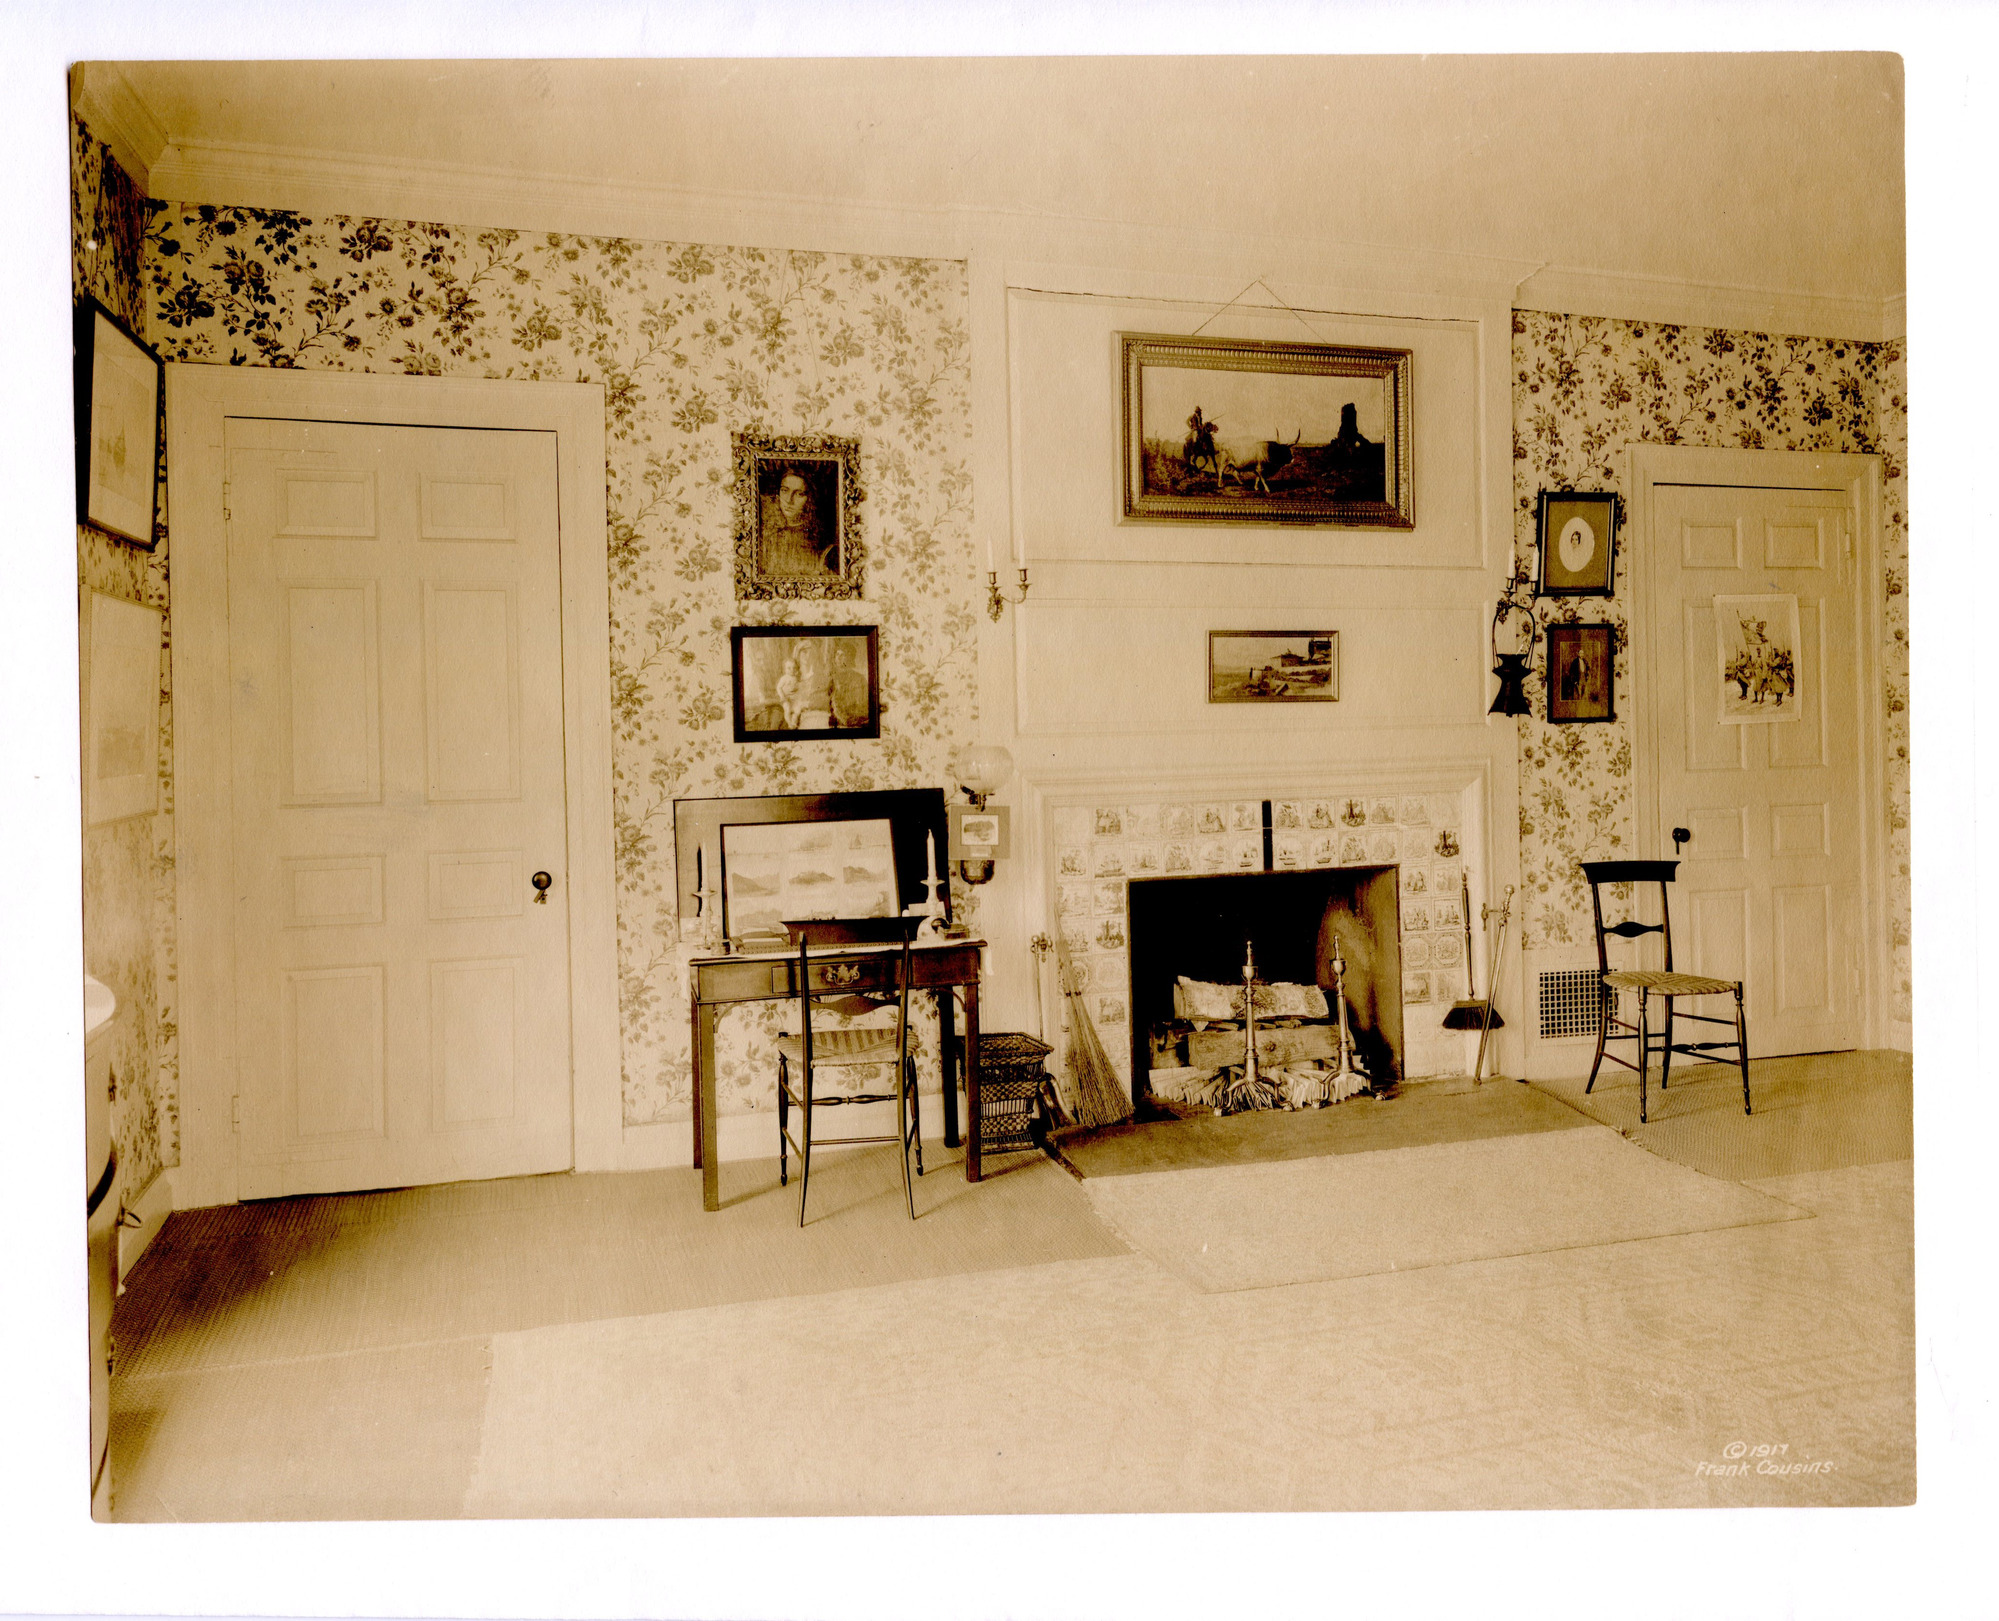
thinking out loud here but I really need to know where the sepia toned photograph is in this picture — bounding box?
[22,32,1977,1621]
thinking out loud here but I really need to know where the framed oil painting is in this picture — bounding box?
[1545,622,1616,724]
[1535,489,1620,596]
[1714,593,1802,723]
[74,297,163,548]
[730,624,880,742]
[732,429,865,600]
[1121,333,1412,529]
[1208,631,1339,703]
[83,591,164,824]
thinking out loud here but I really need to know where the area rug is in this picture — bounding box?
[1078,1124,1809,1293]
[1530,1049,1913,1181]
[1052,1073,1587,1178]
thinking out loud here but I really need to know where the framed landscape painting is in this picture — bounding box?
[1121,333,1413,529]
[1208,631,1339,704]
[74,297,163,548]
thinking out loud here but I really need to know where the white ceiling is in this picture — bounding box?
[92,55,1905,312]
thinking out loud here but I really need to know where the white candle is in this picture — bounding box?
[925,829,938,884]
[695,846,703,893]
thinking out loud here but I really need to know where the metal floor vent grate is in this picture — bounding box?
[1539,968,1611,1040]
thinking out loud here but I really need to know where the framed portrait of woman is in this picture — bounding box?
[732,429,866,600]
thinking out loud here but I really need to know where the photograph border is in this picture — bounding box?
[729,623,881,742]
[1120,332,1413,529]
[731,428,865,600]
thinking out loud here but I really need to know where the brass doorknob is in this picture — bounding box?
[531,871,553,904]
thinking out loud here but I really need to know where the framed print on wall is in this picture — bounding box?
[1535,490,1620,596]
[1545,621,1616,724]
[730,624,881,742]
[83,591,165,824]
[1120,333,1413,529]
[74,297,164,548]
[1207,630,1339,703]
[732,429,865,600]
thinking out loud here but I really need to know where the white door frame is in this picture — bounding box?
[167,366,618,1207]
[1622,443,1896,1050]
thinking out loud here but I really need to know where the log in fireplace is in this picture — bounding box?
[1125,866,1405,1110]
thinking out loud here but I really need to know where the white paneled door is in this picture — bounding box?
[1649,483,1862,1059]
[226,420,573,1196]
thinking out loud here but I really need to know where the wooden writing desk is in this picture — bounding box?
[688,937,986,1211]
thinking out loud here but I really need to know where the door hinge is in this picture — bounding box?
[222,481,231,525]
[231,1095,241,1132]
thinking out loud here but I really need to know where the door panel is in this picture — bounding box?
[1652,483,1861,1057]
[228,419,573,1197]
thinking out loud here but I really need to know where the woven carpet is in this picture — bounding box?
[1078,1124,1807,1292]
[1530,1049,1913,1181]
[1051,1073,1587,1178]
[112,1141,1122,1380]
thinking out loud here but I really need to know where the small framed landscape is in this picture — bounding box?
[1535,490,1619,597]
[732,429,865,600]
[74,297,163,548]
[83,591,164,824]
[1544,622,1616,724]
[730,624,880,742]
[1208,631,1339,704]
[1714,593,1802,723]
[1121,333,1413,529]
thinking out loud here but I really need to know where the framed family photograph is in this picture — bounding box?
[1714,593,1802,723]
[74,297,163,548]
[732,429,865,600]
[1121,333,1413,529]
[1545,622,1616,724]
[730,624,880,742]
[1535,490,1620,596]
[1208,630,1339,703]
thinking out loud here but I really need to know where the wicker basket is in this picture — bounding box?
[976,1032,1054,1154]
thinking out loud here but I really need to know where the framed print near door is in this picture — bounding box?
[1545,621,1616,724]
[1535,490,1619,596]
[74,298,163,548]
[83,591,164,824]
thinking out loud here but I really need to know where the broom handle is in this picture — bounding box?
[1473,886,1514,1085]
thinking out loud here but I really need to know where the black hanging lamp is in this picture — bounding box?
[1488,562,1535,717]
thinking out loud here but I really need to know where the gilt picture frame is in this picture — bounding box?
[732,429,865,600]
[1121,333,1413,529]
[1208,630,1340,703]
[74,297,164,549]
[730,624,881,742]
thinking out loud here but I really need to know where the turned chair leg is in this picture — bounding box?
[1637,988,1651,1125]
[1585,980,1612,1095]
[894,1059,916,1221]
[1735,986,1752,1115]
[907,1056,924,1177]
[796,1068,814,1227]
[1660,999,1676,1091]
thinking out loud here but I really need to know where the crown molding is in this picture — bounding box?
[1515,263,1902,345]
[70,63,168,195]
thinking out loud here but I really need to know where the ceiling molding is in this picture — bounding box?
[1515,265,1900,345]
[70,63,168,195]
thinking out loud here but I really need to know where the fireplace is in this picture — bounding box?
[1127,866,1405,1109]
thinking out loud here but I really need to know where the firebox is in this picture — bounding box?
[1126,866,1405,1109]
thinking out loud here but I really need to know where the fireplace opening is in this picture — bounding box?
[1126,866,1405,1114]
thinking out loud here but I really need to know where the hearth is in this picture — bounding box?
[1127,866,1404,1111]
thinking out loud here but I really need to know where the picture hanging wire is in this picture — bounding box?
[1187,278,1333,344]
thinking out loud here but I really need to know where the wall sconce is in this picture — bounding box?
[987,568,1031,621]
[952,744,1014,884]
[1488,563,1535,717]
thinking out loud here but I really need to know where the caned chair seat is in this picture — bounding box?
[1580,859,1751,1125]
[775,1027,901,1065]
[1602,969,1739,997]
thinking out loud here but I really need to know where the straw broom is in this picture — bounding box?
[1054,943,1134,1129]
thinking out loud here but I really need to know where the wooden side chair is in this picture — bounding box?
[1580,859,1751,1124]
[776,920,924,1225]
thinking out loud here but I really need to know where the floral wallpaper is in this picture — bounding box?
[1511,312,1910,1023]
[142,202,977,1124]
[73,115,177,1191]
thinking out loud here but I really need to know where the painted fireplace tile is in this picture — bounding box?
[1196,804,1229,835]
[1369,799,1399,824]
[1404,904,1432,934]
[1403,868,1429,895]
[1307,801,1336,829]
[1403,936,1433,968]
[1404,972,1432,1004]
[1309,837,1335,867]
[1199,841,1228,872]
[1340,834,1369,865]
[1093,880,1128,913]
[1093,917,1127,952]
[1232,840,1261,870]
[1273,800,1303,830]
[1058,847,1087,877]
[1128,844,1163,877]
[1095,996,1128,1026]
[1093,846,1127,878]
[1122,804,1161,839]
[1162,804,1196,837]
[1092,808,1124,838]
[1399,797,1431,825]
[1433,933,1464,968]
[1230,802,1260,832]
[1162,842,1194,874]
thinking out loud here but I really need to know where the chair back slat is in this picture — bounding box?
[1605,920,1662,939]
[1580,861,1678,975]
